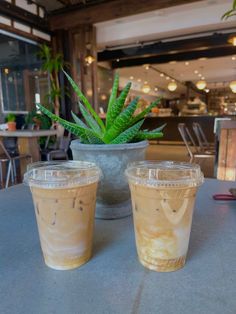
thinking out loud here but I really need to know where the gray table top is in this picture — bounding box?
[0,129,58,138]
[0,179,236,314]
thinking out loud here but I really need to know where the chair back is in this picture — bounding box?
[58,132,71,151]
[192,122,210,150]
[0,139,11,159]
[178,123,199,159]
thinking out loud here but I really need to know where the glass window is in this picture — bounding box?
[0,32,49,113]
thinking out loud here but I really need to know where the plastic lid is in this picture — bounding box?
[125,161,204,188]
[24,161,101,188]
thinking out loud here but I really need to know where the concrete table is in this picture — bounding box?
[0,178,236,314]
[0,130,58,176]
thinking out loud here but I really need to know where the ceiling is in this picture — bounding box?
[116,54,236,96]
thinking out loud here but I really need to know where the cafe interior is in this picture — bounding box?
[1,0,236,313]
[0,0,236,187]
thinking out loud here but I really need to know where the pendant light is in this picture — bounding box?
[167,81,177,92]
[228,36,236,46]
[142,84,151,94]
[196,80,207,90]
[142,70,151,94]
[230,81,236,93]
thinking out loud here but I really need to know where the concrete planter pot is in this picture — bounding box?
[70,140,148,219]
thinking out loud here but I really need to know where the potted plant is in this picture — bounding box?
[37,44,65,116]
[37,71,165,219]
[6,113,16,131]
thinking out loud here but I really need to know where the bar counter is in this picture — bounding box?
[0,179,236,314]
[143,115,229,142]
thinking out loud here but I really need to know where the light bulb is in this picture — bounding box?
[142,84,151,94]
[230,81,236,93]
[196,80,207,90]
[85,55,95,65]
[167,81,177,92]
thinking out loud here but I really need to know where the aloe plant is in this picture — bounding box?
[37,71,165,144]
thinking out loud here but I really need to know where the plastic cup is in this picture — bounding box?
[125,161,204,272]
[24,161,101,270]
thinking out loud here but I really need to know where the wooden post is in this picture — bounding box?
[217,120,236,181]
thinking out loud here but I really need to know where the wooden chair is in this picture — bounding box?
[41,125,71,161]
[0,139,32,188]
[0,141,13,188]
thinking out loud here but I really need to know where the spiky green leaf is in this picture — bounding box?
[103,96,139,143]
[86,133,105,144]
[106,73,119,118]
[149,123,166,133]
[71,111,88,128]
[111,120,144,144]
[37,104,102,143]
[131,98,161,125]
[63,70,105,132]
[79,102,102,135]
[134,131,163,141]
[106,82,132,129]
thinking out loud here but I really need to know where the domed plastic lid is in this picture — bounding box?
[24,161,101,188]
[125,161,204,188]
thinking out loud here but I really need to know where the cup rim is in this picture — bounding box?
[24,160,101,188]
[125,160,204,188]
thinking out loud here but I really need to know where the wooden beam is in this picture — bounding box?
[111,46,236,68]
[57,0,71,5]
[0,22,46,44]
[98,33,236,62]
[0,1,48,32]
[49,0,202,30]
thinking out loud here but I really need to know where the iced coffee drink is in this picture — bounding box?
[24,161,101,270]
[125,161,204,272]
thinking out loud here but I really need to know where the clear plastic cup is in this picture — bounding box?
[125,161,204,272]
[24,161,101,270]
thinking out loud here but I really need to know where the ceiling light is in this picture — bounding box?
[232,56,236,60]
[166,76,170,80]
[168,81,177,92]
[160,73,164,77]
[129,76,134,80]
[142,84,151,94]
[87,89,93,97]
[194,70,199,74]
[228,36,236,46]
[199,57,207,61]
[185,61,189,66]
[144,64,149,70]
[205,88,210,93]
[116,58,120,62]
[201,76,205,80]
[137,78,141,82]
[154,87,158,91]
[100,94,107,100]
[144,80,148,84]
[85,55,95,65]
[169,61,177,64]
[198,73,202,77]
[230,81,236,93]
[196,80,207,90]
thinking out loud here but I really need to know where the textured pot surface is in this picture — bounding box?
[7,122,16,131]
[70,140,148,219]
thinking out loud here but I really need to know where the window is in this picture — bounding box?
[0,32,49,114]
